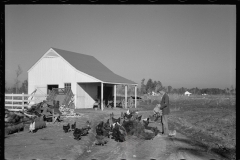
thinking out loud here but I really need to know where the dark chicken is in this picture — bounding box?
[73,128,82,140]
[96,121,104,135]
[111,123,125,142]
[63,123,70,133]
[95,135,108,146]
[71,121,76,131]
[142,118,150,128]
[81,128,89,136]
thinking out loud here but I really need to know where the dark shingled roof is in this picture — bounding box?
[52,48,137,85]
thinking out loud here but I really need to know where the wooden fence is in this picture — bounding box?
[5,93,47,111]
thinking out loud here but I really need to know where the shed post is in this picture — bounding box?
[101,82,103,111]
[125,85,127,109]
[135,85,137,108]
[114,85,116,108]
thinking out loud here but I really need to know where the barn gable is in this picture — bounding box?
[45,51,59,58]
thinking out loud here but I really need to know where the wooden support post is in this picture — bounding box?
[101,82,103,111]
[135,85,137,108]
[125,85,127,109]
[114,85,116,108]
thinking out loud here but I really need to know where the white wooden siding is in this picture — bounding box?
[28,56,75,93]
[28,53,101,108]
[76,83,99,109]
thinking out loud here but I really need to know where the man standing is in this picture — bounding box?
[160,91,170,135]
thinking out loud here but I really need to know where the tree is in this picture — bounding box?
[140,78,146,94]
[167,86,172,93]
[152,81,157,92]
[230,85,235,95]
[20,79,28,94]
[155,81,163,93]
[146,79,153,93]
[14,65,23,94]
[226,88,230,95]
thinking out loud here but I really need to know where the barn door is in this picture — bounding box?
[77,83,86,109]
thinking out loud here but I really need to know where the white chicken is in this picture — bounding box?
[29,121,35,133]
[126,109,130,115]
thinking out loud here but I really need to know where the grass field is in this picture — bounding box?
[138,94,236,160]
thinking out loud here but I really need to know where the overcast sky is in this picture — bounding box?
[5,5,236,89]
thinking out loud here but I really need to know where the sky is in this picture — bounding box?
[5,5,236,89]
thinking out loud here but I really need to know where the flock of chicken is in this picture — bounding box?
[62,109,162,146]
[63,120,92,140]
[93,110,161,145]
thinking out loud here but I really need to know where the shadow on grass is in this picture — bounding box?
[167,137,235,160]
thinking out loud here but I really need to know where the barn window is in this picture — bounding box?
[64,83,71,89]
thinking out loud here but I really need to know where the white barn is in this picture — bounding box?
[28,48,138,110]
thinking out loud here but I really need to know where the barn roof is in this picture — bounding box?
[52,48,137,85]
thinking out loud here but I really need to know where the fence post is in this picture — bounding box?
[22,93,24,111]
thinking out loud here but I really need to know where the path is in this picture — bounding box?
[5,109,222,160]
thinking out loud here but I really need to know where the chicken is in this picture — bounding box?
[71,121,76,131]
[123,112,133,120]
[111,123,125,142]
[81,128,89,136]
[63,123,70,133]
[82,120,91,130]
[73,128,82,140]
[169,130,176,137]
[29,120,35,133]
[142,118,150,128]
[95,135,108,146]
[112,117,120,124]
[136,115,142,122]
[96,121,104,135]
[102,120,111,138]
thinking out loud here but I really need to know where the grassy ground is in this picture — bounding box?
[138,94,236,160]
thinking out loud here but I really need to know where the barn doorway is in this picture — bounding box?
[47,84,59,94]
[98,86,113,106]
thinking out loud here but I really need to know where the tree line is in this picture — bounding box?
[116,78,235,96]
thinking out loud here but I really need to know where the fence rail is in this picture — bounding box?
[5,93,47,111]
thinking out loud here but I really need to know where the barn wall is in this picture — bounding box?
[28,52,101,108]
[76,83,99,109]
[28,56,76,94]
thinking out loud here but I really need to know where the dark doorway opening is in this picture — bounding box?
[97,86,113,105]
[47,84,59,94]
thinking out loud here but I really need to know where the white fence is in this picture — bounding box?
[5,93,47,111]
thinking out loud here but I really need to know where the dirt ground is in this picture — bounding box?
[5,108,226,160]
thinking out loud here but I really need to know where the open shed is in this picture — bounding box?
[27,48,138,110]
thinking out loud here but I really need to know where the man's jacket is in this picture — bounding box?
[160,93,170,115]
